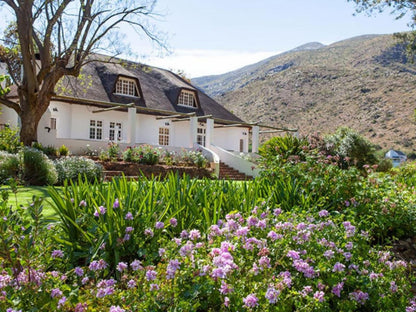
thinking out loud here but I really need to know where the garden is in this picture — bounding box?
[1,127,416,311]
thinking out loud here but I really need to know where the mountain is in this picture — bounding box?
[192,34,416,153]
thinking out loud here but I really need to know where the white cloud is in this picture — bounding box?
[142,49,281,78]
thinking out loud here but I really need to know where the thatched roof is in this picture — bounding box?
[55,55,244,123]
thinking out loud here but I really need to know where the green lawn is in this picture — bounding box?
[2,185,59,217]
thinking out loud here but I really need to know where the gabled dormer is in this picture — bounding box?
[177,89,199,108]
[113,75,141,98]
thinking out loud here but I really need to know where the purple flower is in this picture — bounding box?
[51,250,64,259]
[273,208,282,216]
[318,209,329,217]
[145,270,157,281]
[323,250,334,259]
[127,279,136,288]
[109,306,125,312]
[150,283,159,291]
[99,206,106,214]
[332,282,344,297]
[314,291,325,302]
[224,296,230,307]
[113,198,119,209]
[390,281,398,293]
[79,200,87,207]
[125,226,134,233]
[74,267,84,277]
[58,296,66,308]
[243,293,259,308]
[166,259,181,279]
[265,287,280,303]
[287,250,300,260]
[51,288,63,298]
[155,221,164,229]
[349,290,369,304]
[159,248,166,257]
[333,262,346,272]
[189,229,201,240]
[116,262,128,272]
[144,228,154,237]
[219,281,233,294]
[125,212,133,220]
[169,218,178,227]
[130,260,143,271]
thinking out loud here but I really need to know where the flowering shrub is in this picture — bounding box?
[121,145,160,165]
[54,156,103,184]
[1,204,414,311]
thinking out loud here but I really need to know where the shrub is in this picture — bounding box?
[181,149,208,167]
[21,147,58,185]
[131,145,160,165]
[108,142,120,160]
[42,145,59,157]
[122,147,134,162]
[58,144,69,156]
[324,127,378,170]
[0,151,20,184]
[0,126,22,153]
[259,134,310,166]
[54,156,103,184]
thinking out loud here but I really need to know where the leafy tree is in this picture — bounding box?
[324,127,378,169]
[0,0,164,145]
[348,0,416,59]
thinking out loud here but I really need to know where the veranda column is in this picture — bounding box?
[252,125,260,153]
[189,116,198,148]
[127,107,137,145]
[205,118,214,149]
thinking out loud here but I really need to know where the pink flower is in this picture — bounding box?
[314,291,325,302]
[116,262,128,272]
[243,294,259,308]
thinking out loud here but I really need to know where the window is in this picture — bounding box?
[109,122,122,141]
[197,127,206,146]
[239,139,244,152]
[158,127,169,146]
[114,77,139,97]
[178,90,197,107]
[50,118,56,130]
[89,120,102,140]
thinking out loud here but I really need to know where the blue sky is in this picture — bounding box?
[0,1,411,78]
[136,0,412,77]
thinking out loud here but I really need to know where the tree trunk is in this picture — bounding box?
[19,110,41,146]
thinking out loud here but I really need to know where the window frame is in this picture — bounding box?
[158,127,170,146]
[89,120,103,140]
[114,77,140,97]
[178,90,197,108]
[109,122,122,142]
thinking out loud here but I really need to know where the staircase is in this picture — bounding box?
[219,162,253,181]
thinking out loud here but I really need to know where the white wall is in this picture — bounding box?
[213,127,249,152]
[0,106,19,128]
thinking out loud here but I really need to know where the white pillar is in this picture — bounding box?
[252,126,260,153]
[189,116,198,148]
[205,118,214,149]
[127,107,136,145]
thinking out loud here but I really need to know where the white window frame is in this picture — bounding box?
[109,122,122,142]
[197,127,206,147]
[178,90,197,108]
[114,77,139,97]
[158,127,170,146]
[89,120,103,140]
[50,118,57,130]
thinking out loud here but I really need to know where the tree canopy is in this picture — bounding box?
[348,0,416,59]
[0,0,164,145]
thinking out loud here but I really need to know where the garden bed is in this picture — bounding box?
[97,160,214,179]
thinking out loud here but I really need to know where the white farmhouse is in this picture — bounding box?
[0,55,270,176]
[385,149,407,167]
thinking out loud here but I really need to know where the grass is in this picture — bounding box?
[1,185,59,217]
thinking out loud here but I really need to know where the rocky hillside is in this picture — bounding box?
[192,34,416,153]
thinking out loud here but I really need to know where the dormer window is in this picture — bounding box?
[114,77,139,97]
[178,90,197,108]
